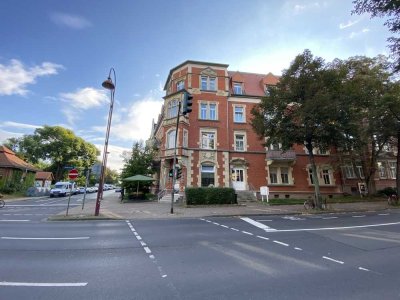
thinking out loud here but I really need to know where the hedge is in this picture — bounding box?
[185,187,236,205]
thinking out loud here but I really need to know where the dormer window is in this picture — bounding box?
[233,82,243,95]
[176,80,184,91]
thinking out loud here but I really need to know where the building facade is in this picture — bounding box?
[149,60,397,199]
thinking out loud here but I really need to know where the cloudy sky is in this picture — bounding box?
[0,0,391,171]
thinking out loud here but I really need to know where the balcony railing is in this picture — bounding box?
[266,150,297,161]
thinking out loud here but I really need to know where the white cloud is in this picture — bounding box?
[94,143,130,172]
[50,13,92,29]
[0,129,23,144]
[290,1,325,14]
[93,98,163,142]
[60,87,108,109]
[349,28,370,39]
[0,59,63,96]
[339,20,359,29]
[0,121,43,130]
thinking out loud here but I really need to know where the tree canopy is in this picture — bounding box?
[3,125,99,182]
[252,50,399,204]
[353,0,400,72]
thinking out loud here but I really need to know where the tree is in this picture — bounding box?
[4,125,99,181]
[334,55,397,194]
[353,0,400,72]
[120,141,156,194]
[252,50,344,208]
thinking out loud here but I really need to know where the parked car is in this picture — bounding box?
[50,182,77,197]
[78,187,86,194]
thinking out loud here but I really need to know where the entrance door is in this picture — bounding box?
[231,168,245,190]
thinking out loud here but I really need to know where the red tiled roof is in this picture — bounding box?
[228,71,280,97]
[35,171,54,181]
[0,146,37,172]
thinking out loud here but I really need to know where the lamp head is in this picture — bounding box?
[102,77,115,90]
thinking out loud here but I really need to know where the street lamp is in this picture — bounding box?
[95,68,116,216]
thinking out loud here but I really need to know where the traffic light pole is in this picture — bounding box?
[170,101,181,214]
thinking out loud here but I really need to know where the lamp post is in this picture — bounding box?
[94,68,116,216]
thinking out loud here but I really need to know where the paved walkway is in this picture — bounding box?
[62,192,395,220]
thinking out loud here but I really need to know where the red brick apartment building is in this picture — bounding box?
[149,61,397,199]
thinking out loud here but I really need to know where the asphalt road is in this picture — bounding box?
[0,206,399,299]
[0,190,106,222]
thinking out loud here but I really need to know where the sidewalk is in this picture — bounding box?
[55,192,396,220]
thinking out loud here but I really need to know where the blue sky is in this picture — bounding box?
[0,0,391,171]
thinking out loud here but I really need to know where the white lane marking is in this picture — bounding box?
[294,247,303,251]
[140,241,147,246]
[144,247,151,254]
[323,256,344,264]
[358,267,370,272]
[256,219,273,222]
[1,237,89,240]
[213,222,220,225]
[136,236,142,240]
[162,275,167,278]
[256,235,270,240]
[242,231,253,236]
[352,215,366,218]
[230,228,239,231]
[262,221,400,232]
[5,204,79,207]
[273,240,289,247]
[240,217,276,231]
[200,218,206,221]
[322,217,338,220]
[149,255,155,259]
[220,225,229,228]
[0,220,30,222]
[378,213,389,216]
[0,281,87,287]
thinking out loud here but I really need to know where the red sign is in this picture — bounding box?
[68,168,79,180]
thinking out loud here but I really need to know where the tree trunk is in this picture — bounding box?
[305,141,322,208]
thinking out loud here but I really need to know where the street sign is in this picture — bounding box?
[68,168,79,180]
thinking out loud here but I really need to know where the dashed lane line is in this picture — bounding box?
[323,256,344,265]
[0,281,87,287]
[125,220,167,279]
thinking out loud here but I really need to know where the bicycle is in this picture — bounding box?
[304,196,327,210]
[387,194,398,206]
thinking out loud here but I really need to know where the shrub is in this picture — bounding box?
[376,187,397,197]
[185,187,236,205]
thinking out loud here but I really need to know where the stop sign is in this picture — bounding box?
[68,168,79,180]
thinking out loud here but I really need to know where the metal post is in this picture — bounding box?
[95,68,116,216]
[82,169,90,210]
[171,101,182,214]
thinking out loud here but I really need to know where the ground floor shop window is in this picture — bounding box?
[201,164,215,187]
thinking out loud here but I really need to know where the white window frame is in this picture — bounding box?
[234,105,245,123]
[183,129,188,148]
[322,169,331,185]
[200,130,216,150]
[388,161,396,179]
[201,164,215,187]
[166,130,176,149]
[201,76,217,91]
[167,99,179,118]
[176,80,184,91]
[233,82,243,94]
[234,133,246,151]
[268,166,291,185]
[377,162,387,178]
[199,102,218,120]
[342,164,356,179]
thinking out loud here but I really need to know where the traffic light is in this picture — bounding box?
[182,91,193,115]
[168,169,174,178]
[175,167,182,179]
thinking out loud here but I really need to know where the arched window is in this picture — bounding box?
[167,130,176,149]
[201,164,215,187]
[167,100,179,118]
